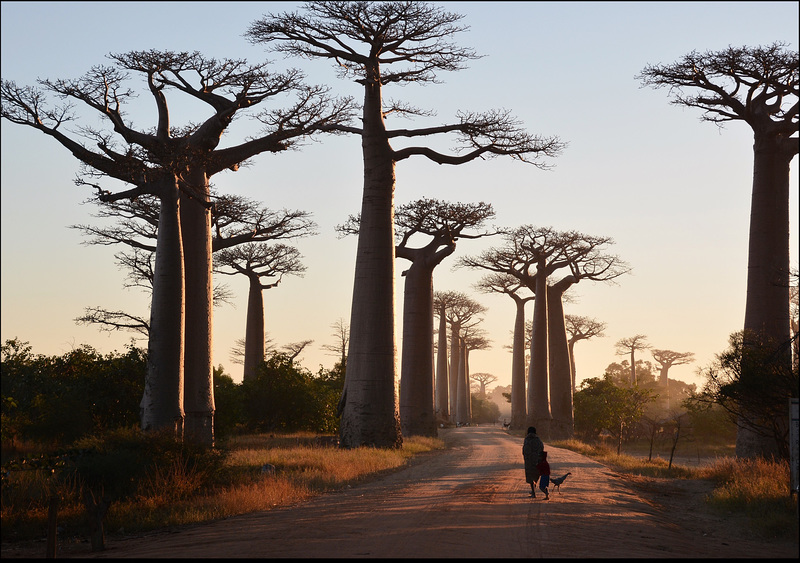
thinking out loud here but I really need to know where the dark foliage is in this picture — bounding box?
[695,330,798,459]
[240,354,342,434]
[1,339,145,446]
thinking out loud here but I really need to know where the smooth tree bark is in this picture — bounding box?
[546,284,572,439]
[433,294,455,422]
[650,349,695,409]
[565,315,607,395]
[72,191,317,437]
[456,336,469,425]
[394,199,495,435]
[2,51,353,445]
[545,238,629,439]
[615,335,651,386]
[247,1,563,448]
[141,179,185,434]
[338,198,496,435]
[180,172,215,444]
[474,273,534,430]
[638,42,798,458]
[215,243,307,382]
[460,328,491,423]
[2,74,189,437]
[459,226,593,438]
[436,291,487,424]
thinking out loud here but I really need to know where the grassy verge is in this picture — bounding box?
[552,438,798,541]
[1,433,444,544]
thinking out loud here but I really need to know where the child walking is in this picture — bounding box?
[537,450,551,500]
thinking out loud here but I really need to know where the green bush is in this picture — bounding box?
[240,354,342,434]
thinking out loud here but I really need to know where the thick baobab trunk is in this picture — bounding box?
[547,286,573,440]
[465,347,473,422]
[629,349,636,385]
[658,365,671,410]
[340,73,402,449]
[567,339,577,396]
[399,262,437,437]
[736,135,793,459]
[435,304,449,423]
[243,274,266,382]
[141,181,184,438]
[456,339,469,425]
[181,175,215,447]
[510,296,528,430]
[527,261,551,438]
[448,322,462,423]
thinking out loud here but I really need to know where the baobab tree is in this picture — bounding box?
[650,349,695,409]
[247,1,564,448]
[471,372,498,398]
[434,290,487,424]
[1,50,354,444]
[474,273,534,429]
[638,42,798,458]
[395,199,495,436]
[460,327,492,423]
[433,292,457,423]
[459,226,613,438]
[215,243,307,382]
[565,315,607,394]
[546,238,629,438]
[337,198,496,436]
[72,192,317,428]
[615,335,651,386]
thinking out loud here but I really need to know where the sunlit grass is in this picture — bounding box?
[1,433,445,543]
[553,438,798,541]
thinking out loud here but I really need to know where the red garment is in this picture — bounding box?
[536,451,551,476]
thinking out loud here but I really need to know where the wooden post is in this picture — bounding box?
[46,495,58,558]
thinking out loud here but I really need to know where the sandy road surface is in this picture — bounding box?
[5,426,797,558]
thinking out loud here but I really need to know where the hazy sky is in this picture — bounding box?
[1,1,798,394]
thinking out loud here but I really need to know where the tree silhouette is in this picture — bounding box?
[615,335,651,386]
[320,318,350,369]
[396,199,495,436]
[471,372,498,398]
[461,327,492,423]
[215,243,307,382]
[337,198,496,436]
[435,290,487,425]
[545,238,628,438]
[247,1,564,448]
[459,226,624,438]
[433,292,457,423]
[474,273,534,429]
[638,42,798,458]
[229,335,278,366]
[650,349,695,409]
[564,315,607,394]
[2,50,354,443]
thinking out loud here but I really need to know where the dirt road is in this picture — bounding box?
[7,426,798,558]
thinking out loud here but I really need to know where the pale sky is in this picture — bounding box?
[1,1,798,394]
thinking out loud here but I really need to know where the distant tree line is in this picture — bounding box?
[0,338,344,450]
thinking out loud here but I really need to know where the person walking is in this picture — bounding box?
[537,450,551,500]
[522,426,544,497]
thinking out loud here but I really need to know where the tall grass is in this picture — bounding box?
[552,438,798,541]
[1,433,444,544]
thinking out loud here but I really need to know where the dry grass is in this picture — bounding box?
[552,438,798,540]
[1,433,445,543]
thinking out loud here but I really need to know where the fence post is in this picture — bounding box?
[46,494,58,558]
